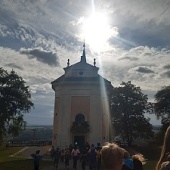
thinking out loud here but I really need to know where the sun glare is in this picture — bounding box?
[82,12,118,52]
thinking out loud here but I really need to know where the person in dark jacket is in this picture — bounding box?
[132,154,144,170]
[80,149,88,170]
[31,150,43,170]
[54,148,61,169]
[122,151,134,170]
[65,147,70,168]
[88,144,98,170]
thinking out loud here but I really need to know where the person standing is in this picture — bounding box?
[31,150,43,170]
[53,147,61,169]
[80,149,88,170]
[132,154,144,170]
[88,144,98,170]
[122,151,134,170]
[50,145,55,160]
[60,149,64,163]
[156,126,170,170]
[65,147,70,168]
[72,146,80,169]
[96,143,102,170]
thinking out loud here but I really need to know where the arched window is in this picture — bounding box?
[75,114,85,124]
[71,114,89,133]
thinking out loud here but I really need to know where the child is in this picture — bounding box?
[132,154,144,170]
[122,151,134,170]
[31,150,43,170]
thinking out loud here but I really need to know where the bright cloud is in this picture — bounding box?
[0,0,169,125]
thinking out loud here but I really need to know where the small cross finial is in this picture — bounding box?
[67,59,70,67]
[94,58,96,66]
[81,42,86,63]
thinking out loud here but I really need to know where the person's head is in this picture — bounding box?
[156,126,170,170]
[97,142,101,147]
[91,144,95,149]
[123,150,130,159]
[132,153,145,165]
[101,142,124,170]
[36,150,40,154]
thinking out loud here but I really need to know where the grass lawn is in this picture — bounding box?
[0,146,24,162]
[0,159,52,170]
[0,145,52,170]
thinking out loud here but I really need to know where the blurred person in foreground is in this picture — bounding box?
[160,154,170,170]
[31,150,43,170]
[156,126,170,170]
[132,154,144,170]
[101,142,124,170]
[122,151,134,170]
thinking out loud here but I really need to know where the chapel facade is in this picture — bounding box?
[51,45,113,148]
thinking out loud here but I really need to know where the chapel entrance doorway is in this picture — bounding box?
[74,135,85,151]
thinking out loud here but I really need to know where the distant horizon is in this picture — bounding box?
[26,123,161,127]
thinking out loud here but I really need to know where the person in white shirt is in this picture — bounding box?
[72,146,80,169]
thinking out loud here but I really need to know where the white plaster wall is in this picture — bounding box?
[52,82,110,147]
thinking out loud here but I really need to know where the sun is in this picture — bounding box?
[82,12,118,52]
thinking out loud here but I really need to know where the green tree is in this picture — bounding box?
[154,86,170,123]
[154,86,170,143]
[111,81,154,146]
[0,68,34,142]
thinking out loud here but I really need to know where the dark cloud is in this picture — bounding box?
[135,66,154,73]
[5,63,23,70]
[164,64,170,69]
[163,71,170,78]
[118,56,138,61]
[20,48,60,66]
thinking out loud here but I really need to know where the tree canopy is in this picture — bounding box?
[111,81,154,146]
[154,86,170,142]
[154,86,170,122]
[0,68,34,142]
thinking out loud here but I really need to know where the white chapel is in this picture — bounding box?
[51,45,113,148]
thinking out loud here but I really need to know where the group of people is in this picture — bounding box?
[50,142,102,170]
[31,126,170,170]
[101,126,170,170]
[101,143,144,170]
[50,142,144,170]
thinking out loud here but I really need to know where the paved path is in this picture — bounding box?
[12,146,83,170]
[13,145,51,158]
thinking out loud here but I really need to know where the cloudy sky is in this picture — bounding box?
[1,0,170,125]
